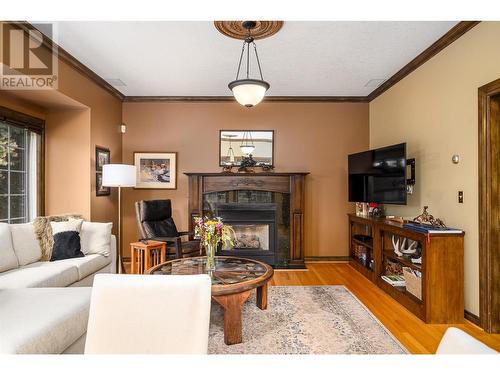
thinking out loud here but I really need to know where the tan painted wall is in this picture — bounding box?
[369,22,500,315]
[122,101,369,258]
[56,61,123,229]
[0,78,122,229]
[0,22,123,230]
[45,109,91,218]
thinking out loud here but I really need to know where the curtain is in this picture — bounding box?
[28,131,40,221]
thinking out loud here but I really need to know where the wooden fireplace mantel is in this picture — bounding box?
[185,172,309,268]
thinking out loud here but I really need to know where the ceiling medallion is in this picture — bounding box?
[214,20,283,40]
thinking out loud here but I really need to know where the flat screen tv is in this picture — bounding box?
[348,143,407,205]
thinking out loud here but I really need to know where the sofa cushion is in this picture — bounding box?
[80,221,112,256]
[0,287,91,354]
[0,260,79,288]
[10,222,42,266]
[50,219,84,261]
[57,254,111,280]
[0,223,19,272]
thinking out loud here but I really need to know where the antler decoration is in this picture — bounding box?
[412,206,447,228]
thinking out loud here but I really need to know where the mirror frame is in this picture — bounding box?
[218,130,275,167]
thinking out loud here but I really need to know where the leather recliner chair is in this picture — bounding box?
[135,199,200,259]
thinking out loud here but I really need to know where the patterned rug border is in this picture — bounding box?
[268,285,409,354]
[209,285,409,354]
[331,285,409,354]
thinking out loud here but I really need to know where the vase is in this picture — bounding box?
[205,242,216,272]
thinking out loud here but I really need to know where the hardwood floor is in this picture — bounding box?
[124,261,500,354]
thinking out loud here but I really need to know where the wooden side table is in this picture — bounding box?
[130,240,167,274]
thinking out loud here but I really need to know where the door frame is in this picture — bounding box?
[478,78,500,333]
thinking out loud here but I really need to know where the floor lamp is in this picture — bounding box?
[102,164,136,274]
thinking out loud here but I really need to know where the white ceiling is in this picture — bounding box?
[51,21,458,97]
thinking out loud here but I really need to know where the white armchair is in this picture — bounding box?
[84,273,212,354]
[436,327,497,354]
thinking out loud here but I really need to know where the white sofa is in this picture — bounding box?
[0,222,116,288]
[0,287,92,354]
[0,221,116,354]
[436,327,498,354]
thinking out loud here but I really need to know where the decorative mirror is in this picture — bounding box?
[219,130,274,166]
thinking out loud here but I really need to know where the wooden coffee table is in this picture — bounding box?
[146,256,274,345]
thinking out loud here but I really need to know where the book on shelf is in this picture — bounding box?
[381,275,406,287]
[403,222,464,234]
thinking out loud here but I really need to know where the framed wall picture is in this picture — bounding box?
[95,146,110,196]
[95,146,110,172]
[96,172,110,196]
[134,152,177,189]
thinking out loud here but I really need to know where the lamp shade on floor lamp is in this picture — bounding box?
[102,164,136,187]
[102,164,136,273]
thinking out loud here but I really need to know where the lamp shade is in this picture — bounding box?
[228,79,270,107]
[102,164,136,187]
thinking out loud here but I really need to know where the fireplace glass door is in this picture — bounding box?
[223,224,270,251]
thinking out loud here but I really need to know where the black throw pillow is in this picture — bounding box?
[50,219,85,261]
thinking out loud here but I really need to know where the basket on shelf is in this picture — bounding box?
[403,267,422,300]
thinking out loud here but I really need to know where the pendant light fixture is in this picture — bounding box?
[240,131,255,155]
[228,21,270,107]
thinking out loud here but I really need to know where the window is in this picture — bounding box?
[0,107,43,224]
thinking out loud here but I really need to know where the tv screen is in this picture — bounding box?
[348,143,407,204]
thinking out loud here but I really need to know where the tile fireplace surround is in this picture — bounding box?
[185,172,308,268]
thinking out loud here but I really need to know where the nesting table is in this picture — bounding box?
[129,240,167,274]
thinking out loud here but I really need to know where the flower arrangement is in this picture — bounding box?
[194,216,234,271]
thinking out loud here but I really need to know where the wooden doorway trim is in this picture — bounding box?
[479,78,500,333]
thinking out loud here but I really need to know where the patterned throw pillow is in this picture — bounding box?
[50,219,85,261]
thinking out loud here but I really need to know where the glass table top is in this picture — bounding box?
[149,256,270,286]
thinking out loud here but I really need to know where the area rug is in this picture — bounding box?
[208,286,407,354]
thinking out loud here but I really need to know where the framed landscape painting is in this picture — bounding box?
[134,152,177,189]
[95,146,110,196]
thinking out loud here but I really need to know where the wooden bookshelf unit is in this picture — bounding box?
[348,214,465,323]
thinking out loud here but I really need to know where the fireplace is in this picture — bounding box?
[185,172,308,269]
[215,203,277,266]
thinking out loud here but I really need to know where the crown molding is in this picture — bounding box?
[11,22,125,101]
[123,95,369,103]
[12,21,480,104]
[367,21,480,101]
